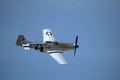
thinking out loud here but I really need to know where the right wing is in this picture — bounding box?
[48,51,67,64]
[43,29,56,43]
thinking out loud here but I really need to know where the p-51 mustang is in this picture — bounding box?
[16,29,79,64]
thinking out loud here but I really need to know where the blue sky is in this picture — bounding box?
[0,0,120,80]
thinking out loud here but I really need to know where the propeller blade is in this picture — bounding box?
[74,35,79,56]
[75,35,78,45]
[74,48,76,56]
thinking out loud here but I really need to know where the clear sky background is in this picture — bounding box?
[0,0,120,80]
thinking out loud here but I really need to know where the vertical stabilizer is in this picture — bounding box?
[16,35,30,46]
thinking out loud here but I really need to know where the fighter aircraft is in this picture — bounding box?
[16,29,79,64]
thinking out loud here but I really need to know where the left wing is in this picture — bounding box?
[47,51,67,64]
[43,29,56,43]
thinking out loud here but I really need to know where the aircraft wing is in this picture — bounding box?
[48,51,67,64]
[43,29,56,43]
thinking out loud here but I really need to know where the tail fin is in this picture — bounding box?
[16,35,30,46]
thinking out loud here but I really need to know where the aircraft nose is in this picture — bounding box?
[75,45,79,48]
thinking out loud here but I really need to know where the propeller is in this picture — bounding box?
[74,35,79,56]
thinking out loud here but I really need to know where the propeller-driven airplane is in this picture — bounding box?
[16,29,79,64]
